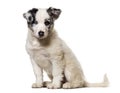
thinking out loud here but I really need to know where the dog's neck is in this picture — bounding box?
[27,29,57,47]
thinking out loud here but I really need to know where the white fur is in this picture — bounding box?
[25,8,109,89]
[32,9,50,39]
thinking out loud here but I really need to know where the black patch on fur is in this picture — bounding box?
[27,8,38,27]
[47,7,61,20]
[28,16,32,21]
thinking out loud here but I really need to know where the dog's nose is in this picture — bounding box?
[38,31,44,37]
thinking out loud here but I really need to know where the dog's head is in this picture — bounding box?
[23,7,61,39]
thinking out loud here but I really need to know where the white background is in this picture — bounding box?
[0,0,120,93]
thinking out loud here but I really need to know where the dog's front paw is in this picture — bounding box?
[47,83,61,89]
[32,83,43,88]
[63,82,71,89]
[43,81,51,87]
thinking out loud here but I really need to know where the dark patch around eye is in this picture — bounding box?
[45,19,54,26]
[44,20,50,26]
[44,18,54,31]
[27,8,38,26]
[28,16,32,22]
[34,21,38,24]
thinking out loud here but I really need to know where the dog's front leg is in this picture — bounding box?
[31,58,43,88]
[47,56,64,89]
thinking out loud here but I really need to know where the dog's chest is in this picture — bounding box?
[26,39,59,59]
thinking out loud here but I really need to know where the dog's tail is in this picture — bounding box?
[84,74,109,87]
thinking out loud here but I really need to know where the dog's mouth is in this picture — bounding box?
[33,34,46,40]
[38,36,46,40]
[36,34,48,40]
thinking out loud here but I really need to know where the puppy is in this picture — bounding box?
[23,7,109,89]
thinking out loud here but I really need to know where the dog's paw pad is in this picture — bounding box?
[63,82,71,89]
[47,83,61,89]
[32,83,43,88]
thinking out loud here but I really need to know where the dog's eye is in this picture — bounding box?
[44,20,50,26]
[28,16,33,22]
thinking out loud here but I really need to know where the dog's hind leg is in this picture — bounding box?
[63,65,85,89]
[63,81,84,89]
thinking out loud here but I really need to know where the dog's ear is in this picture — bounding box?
[47,7,61,20]
[23,13,27,19]
[23,8,38,20]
